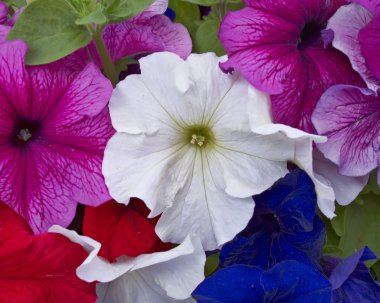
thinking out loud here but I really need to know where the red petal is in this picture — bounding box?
[83,199,171,261]
[0,202,96,303]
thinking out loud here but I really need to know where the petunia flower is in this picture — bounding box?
[86,0,191,70]
[219,0,363,133]
[82,198,171,262]
[219,170,325,270]
[325,1,380,91]
[192,260,332,303]
[52,226,205,303]
[321,247,380,302]
[312,85,380,183]
[0,202,96,303]
[103,51,326,250]
[0,40,114,233]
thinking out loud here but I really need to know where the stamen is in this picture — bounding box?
[17,129,32,142]
[190,134,206,147]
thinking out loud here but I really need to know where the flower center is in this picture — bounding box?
[11,118,41,148]
[185,125,215,148]
[261,213,281,233]
[298,21,326,49]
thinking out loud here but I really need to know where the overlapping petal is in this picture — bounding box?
[219,0,362,132]
[327,3,380,91]
[219,170,325,270]
[104,52,323,250]
[53,227,205,303]
[0,41,113,232]
[193,261,331,303]
[0,202,96,303]
[313,85,380,180]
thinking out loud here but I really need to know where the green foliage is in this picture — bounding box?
[75,3,107,25]
[105,0,155,23]
[339,193,380,259]
[169,0,200,37]
[3,0,26,8]
[194,19,225,55]
[7,0,91,65]
[205,253,219,276]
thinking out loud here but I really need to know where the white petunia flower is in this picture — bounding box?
[50,226,205,303]
[103,52,326,250]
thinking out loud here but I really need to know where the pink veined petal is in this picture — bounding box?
[0,40,30,117]
[219,7,300,94]
[102,21,163,62]
[131,0,168,23]
[0,24,10,42]
[353,0,380,14]
[30,62,113,128]
[141,15,192,59]
[312,85,380,177]
[359,15,380,81]
[328,3,380,91]
[271,45,363,133]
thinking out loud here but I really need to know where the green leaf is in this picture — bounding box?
[75,3,106,25]
[3,0,26,8]
[339,192,380,258]
[205,253,219,276]
[194,19,225,56]
[371,259,380,280]
[169,0,200,37]
[106,0,155,23]
[7,0,91,65]
[331,204,346,237]
[180,0,219,5]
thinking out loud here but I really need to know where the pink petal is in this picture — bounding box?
[141,15,192,59]
[328,3,379,91]
[271,45,363,133]
[0,24,10,42]
[312,85,380,177]
[353,0,380,14]
[359,15,380,81]
[0,1,7,24]
[131,0,168,23]
[219,7,300,94]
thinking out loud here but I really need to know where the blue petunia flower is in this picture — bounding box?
[321,246,380,302]
[192,260,332,303]
[220,169,325,270]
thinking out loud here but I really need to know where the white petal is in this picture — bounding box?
[293,139,336,218]
[49,226,135,283]
[313,150,369,206]
[103,132,192,215]
[213,130,294,197]
[96,237,205,303]
[156,148,255,250]
[109,55,189,134]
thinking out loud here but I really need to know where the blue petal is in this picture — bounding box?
[192,265,265,302]
[261,260,332,303]
[329,246,380,302]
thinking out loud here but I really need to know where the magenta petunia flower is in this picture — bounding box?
[219,0,362,133]
[0,40,114,233]
[87,0,191,68]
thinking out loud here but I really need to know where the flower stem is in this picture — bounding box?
[90,26,118,87]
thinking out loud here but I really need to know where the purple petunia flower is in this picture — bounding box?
[219,0,363,133]
[0,40,114,233]
[321,247,380,302]
[312,0,380,182]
